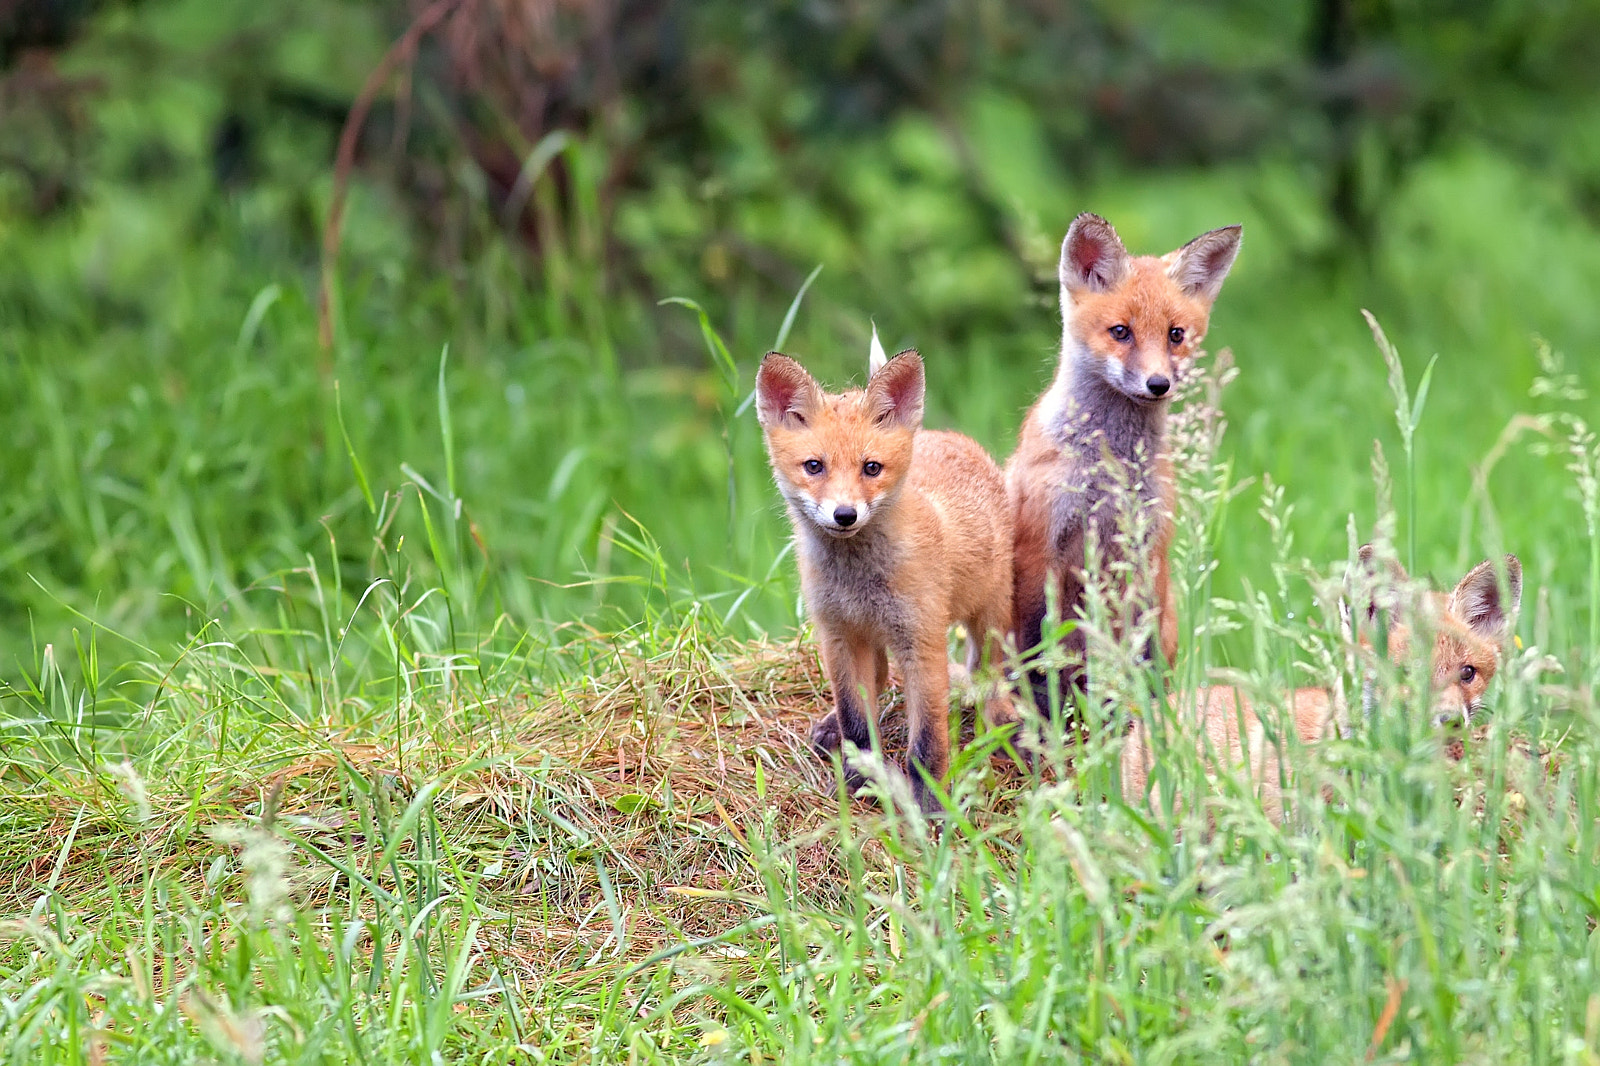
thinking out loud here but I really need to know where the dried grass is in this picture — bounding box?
[0,636,946,961]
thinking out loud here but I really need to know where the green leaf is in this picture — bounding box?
[611,793,659,815]
[660,296,738,394]
[773,263,824,352]
[1409,353,1440,432]
[235,282,282,355]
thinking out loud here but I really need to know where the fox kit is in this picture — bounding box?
[1121,552,1523,821]
[1008,213,1242,712]
[756,347,1017,815]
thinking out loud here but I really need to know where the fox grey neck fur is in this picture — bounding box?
[1039,344,1169,551]
[792,516,909,641]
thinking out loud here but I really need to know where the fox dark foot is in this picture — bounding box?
[908,765,948,819]
[810,709,869,753]
[982,694,1040,769]
[811,711,871,794]
[810,710,841,754]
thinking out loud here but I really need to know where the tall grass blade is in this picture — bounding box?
[335,380,377,514]
[437,343,457,503]
[773,264,824,352]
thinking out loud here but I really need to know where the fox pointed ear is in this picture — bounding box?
[1355,542,1408,622]
[1059,213,1130,294]
[1450,555,1522,643]
[755,353,822,429]
[866,349,924,429]
[1165,224,1242,304]
[1357,542,1407,579]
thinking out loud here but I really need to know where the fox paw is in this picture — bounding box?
[983,694,1039,767]
[810,711,844,754]
[811,712,872,795]
[982,691,1023,730]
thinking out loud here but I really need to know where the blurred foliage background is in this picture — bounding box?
[2,0,1599,670]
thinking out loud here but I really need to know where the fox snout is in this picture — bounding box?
[776,471,894,539]
[1430,678,1486,729]
[1431,703,1471,729]
[1101,353,1177,404]
[812,495,870,537]
[782,472,885,538]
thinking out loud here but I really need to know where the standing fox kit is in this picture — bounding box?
[1122,552,1523,821]
[1008,213,1242,711]
[756,348,1017,815]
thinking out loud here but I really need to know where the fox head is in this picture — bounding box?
[1356,547,1523,727]
[1058,213,1242,404]
[755,350,924,540]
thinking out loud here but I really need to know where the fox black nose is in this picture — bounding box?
[1146,375,1171,397]
[833,506,857,527]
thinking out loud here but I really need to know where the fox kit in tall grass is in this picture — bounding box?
[756,346,1017,815]
[1121,551,1523,820]
[1008,213,1242,712]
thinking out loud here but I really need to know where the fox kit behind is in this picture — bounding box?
[1008,213,1242,713]
[1121,551,1523,821]
[756,347,1017,816]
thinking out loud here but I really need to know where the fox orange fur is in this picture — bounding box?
[1121,552,1523,821]
[1008,212,1242,713]
[756,349,1017,815]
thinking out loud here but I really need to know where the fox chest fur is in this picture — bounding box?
[794,522,914,645]
[1034,371,1173,561]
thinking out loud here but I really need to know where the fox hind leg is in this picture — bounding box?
[969,615,1030,765]
[1155,547,1178,670]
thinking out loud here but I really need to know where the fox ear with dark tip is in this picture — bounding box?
[1355,543,1408,623]
[1356,544,1408,576]
[1357,542,1404,578]
[1450,555,1523,644]
[1059,213,1130,295]
[866,349,925,430]
[755,353,822,429]
[1165,224,1242,305]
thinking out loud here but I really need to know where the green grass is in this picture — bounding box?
[1,282,1597,1059]
[6,7,1600,1057]
[0,415,1595,1061]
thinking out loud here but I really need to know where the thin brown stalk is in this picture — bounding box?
[318,0,464,357]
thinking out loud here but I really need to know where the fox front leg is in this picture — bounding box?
[811,625,878,793]
[898,635,953,817]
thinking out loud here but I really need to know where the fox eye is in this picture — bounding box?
[1108,324,1131,342]
[803,459,824,476]
[862,460,883,477]
[1459,664,1477,683]
[1168,326,1185,345]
